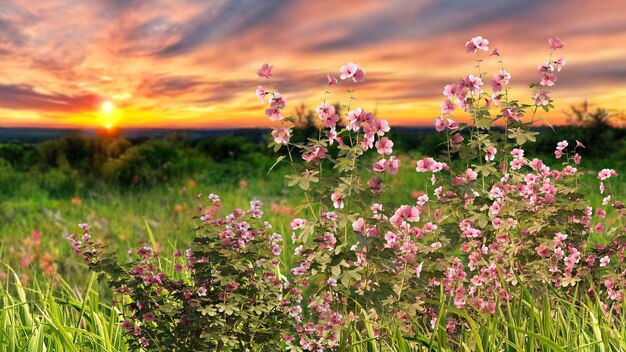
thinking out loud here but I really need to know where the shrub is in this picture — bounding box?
[68,198,289,351]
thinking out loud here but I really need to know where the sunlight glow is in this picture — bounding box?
[101,101,115,114]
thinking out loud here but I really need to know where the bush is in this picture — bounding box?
[69,198,288,351]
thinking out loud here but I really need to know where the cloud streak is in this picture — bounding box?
[0,0,624,128]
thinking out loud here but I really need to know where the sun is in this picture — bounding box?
[101,101,115,114]
[104,122,113,130]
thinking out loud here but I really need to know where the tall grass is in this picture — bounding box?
[0,266,127,351]
[346,285,626,351]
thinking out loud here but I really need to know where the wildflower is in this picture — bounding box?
[415,262,423,278]
[375,137,393,155]
[534,90,550,106]
[466,75,483,94]
[440,99,456,114]
[290,218,307,230]
[265,106,283,121]
[257,63,273,78]
[255,85,266,103]
[599,256,610,267]
[271,126,290,144]
[485,145,497,162]
[197,287,207,296]
[465,36,489,53]
[556,56,566,72]
[548,37,565,50]
[302,146,327,163]
[327,73,338,86]
[597,168,618,180]
[326,278,337,287]
[339,62,365,82]
[443,83,461,99]
[331,191,344,209]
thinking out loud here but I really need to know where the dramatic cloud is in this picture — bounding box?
[0,83,102,112]
[0,0,624,128]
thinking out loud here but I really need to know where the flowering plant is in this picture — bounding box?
[68,197,288,351]
[257,36,625,349]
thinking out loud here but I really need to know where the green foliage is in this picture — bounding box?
[70,201,289,351]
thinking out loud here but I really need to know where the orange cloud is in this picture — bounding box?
[0,0,624,129]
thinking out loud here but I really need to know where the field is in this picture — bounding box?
[1,126,626,351]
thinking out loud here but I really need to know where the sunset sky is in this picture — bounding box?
[1,0,625,129]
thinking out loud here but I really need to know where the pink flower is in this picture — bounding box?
[449,133,464,148]
[368,177,383,193]
[388,156,400,174]
[265,106,283,121]
[316,103,335,119]
[537,62,554,74]
[435,116,446,132]
[415,262,423,278]
[347,108,367,131]
[563,165,577,175]
[302,146,327,163]
[339,62,365,82]
[272,126,290,144]
[440,99,456,114]
[556,140,568,151]
[489,48,500,56]
[416,157,444,172]
[466,75,483,94]
[534,91,550,106]
[485,145,497,162]
[352,217,365,232]
[431,242,442,249]
[494,70,511,85]
[327,73,338,86]
[256,85,266,103]
[465,36,489,53]
[290,218,307,230]
[540,73,557,86]
[142,312,156,322]
[269,92,286,108]
[548,37,565,50]
[555,56,566,72]
[597,168,618,180]
[575,140,585,148]
[373,158,388,173]
[197,287,207,296]
[326,278,337,287]
[465,168,478,182]
[257,63,273,78]
[384,231,398,248]
[443,83,461,99]
[225,282,240,291]
[375,137,393,155]
[331,191,344,209]
[599,255,610,267]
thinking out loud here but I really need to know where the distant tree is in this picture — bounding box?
[565,100,624,128]
[293,102,345,130]
[294,103,317,129]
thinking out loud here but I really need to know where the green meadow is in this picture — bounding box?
[1,126,626,351]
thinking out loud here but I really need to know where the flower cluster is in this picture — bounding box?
[68,197,289,351]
